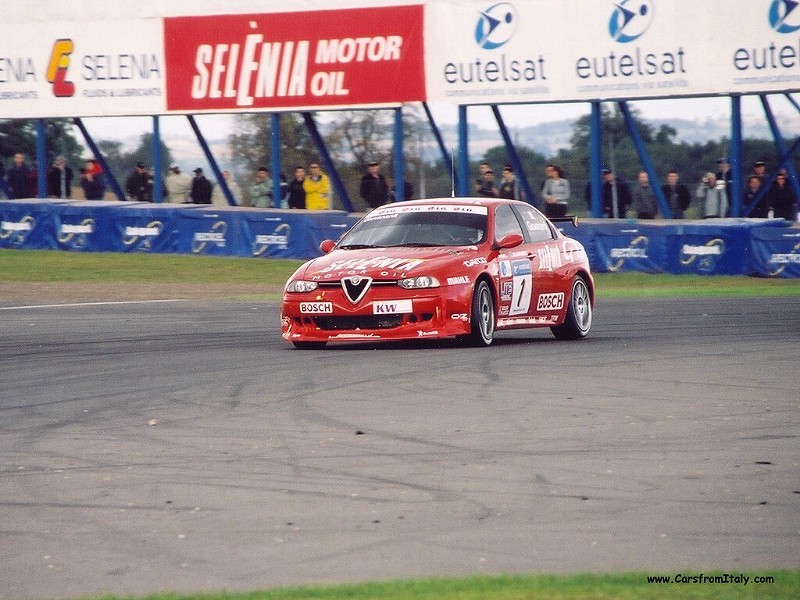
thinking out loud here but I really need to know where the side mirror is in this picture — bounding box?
[319,239,337,254]
[493,233,524,250]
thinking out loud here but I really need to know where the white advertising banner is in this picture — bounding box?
[0,20,166,118]
[424,0,800,105]
[1,1,798,118]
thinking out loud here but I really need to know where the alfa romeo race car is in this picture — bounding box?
[281,198,593,348]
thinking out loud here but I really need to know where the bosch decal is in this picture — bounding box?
[300,301,333,313]
[537,292,564,311]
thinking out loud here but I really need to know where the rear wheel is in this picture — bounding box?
[551,276,592,340]
[292,341,327,349]
[469,280,496,347]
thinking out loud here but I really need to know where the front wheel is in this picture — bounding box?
[550,276,592,340]
[469,280,496,347]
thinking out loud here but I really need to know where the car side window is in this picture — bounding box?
[515,205,555,243]
[494,204,524,241]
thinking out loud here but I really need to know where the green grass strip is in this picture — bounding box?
[2,249,800,297]
[72,571,800,600]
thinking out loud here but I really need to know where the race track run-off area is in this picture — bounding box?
[0,296,798,599]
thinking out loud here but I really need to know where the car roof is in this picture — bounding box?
[379,197,527,209]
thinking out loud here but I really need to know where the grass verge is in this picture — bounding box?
[74,571,799,600]
[2,249,800,298]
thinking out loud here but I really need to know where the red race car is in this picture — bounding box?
[281,198,593,348]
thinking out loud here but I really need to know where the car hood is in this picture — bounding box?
[298,246,479,279]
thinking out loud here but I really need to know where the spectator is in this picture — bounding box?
[661,169,691,219]
[80,159,105,200]
[541,164,570,218]
[475,168,500,198]
[359,160,389,208]
[585,168,631,218]
[695,172,728,218]
[631,170,658,219]
[767,170,797,221]
[715,157,733,201]
[6,153,31,199]
[249,166,272,208]
[165,164,192,204]
[498,165,522,201]
[211,170,242,207]
[474,161,491,191]
[303,162,332,210]
[287,166,306,209]
[752,160,767,184]
[47,156,73,199]
[190,167,213,204]
[744,175,769,218]
[125,161,152,202]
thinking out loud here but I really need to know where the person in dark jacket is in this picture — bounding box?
[287,166,307,209]
[47,156,74,198]
[661,170,691,219]
[744,175,769,218]
[359,160,389,209]
[767,171,797,221]
[6,153,32,199]
[190,167,213,204]
[585,169,631,218]
[125,161,152,201]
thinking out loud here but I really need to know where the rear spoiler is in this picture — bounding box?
[549,215,579,227]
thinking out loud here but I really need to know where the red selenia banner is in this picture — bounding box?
[164,5,425,111]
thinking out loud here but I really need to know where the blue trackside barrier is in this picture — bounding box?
[555,217,795,277]
[0,199,360,260]
[1,199,797,276]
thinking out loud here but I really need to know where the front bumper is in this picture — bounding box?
[281,285,474,343]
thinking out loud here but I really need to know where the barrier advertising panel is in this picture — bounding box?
[749,226,800,277]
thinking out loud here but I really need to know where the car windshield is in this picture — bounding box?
[338,204,488,248]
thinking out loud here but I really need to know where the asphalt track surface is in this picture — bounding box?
[1,296,798,600]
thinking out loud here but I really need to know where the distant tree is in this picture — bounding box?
[0,118,83,172]
[229,112,317,180]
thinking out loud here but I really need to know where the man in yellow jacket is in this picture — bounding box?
[303,163,332,210]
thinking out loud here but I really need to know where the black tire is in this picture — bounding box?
[469,279,496,347]
[551,276,592,340]
[292,341,327,349]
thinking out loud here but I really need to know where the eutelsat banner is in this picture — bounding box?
[0,20,166,118]
[163,5,425,112]
[424,0,800,105]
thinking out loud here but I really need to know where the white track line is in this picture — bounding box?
[0,299,189,311]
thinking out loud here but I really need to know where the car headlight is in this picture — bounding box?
[286,280,319,293]
[397,276,440,289]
